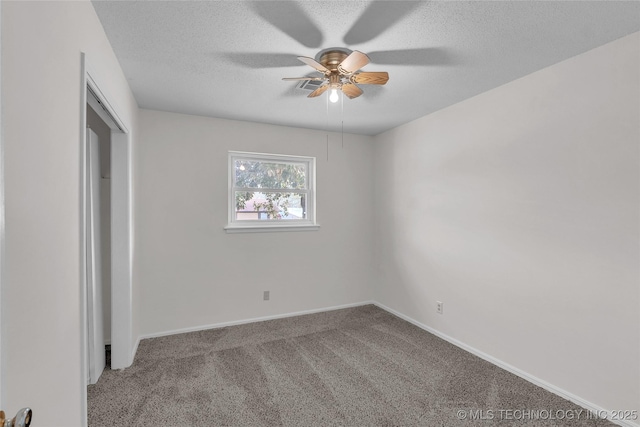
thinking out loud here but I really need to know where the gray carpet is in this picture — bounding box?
[88,305,613,426]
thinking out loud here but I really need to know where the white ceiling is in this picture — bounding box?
[91,1,639,136]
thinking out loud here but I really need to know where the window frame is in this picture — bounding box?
[225,151,319,233]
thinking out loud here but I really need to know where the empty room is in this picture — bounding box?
[1,1,638,426]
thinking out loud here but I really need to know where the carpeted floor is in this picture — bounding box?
[88,305,613,426]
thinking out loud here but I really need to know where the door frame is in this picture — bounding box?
[80,53,133,422]
[0,0,5,408]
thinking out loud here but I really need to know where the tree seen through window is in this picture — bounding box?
[234,160,307,220]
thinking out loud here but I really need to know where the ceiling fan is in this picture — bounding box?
[283,48,389,102]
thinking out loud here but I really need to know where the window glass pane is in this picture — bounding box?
[235,191,307,220]
[234,160,306,190]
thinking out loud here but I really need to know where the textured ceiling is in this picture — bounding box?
[91,1,640,136]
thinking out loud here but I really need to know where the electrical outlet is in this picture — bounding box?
[263,290,270,301]
[436,301,443,314]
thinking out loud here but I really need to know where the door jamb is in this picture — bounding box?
[0,0,5,409]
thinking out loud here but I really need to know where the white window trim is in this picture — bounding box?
[225,151,319,233]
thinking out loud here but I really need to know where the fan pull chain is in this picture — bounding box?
[326,92,330,161]
[341,92,344,149]
[326,135,329,162]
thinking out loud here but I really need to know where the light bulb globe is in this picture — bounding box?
[329,88,339,103]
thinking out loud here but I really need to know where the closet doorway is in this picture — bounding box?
[81,54,133,421]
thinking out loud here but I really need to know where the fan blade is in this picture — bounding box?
[308,85,329,98]
[282,77,326,81]
[341,83,363,99]
[298,56,329,73]
[351,72,389,85]
[338,51,370,74]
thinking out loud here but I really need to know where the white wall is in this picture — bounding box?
[373,32,639,418]
[136,110,375,336]
[1,1,137,425]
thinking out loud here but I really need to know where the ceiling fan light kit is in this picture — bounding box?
[283,48,389,102]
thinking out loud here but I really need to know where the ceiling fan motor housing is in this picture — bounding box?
[319,50,350,72]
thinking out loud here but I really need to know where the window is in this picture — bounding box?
[225,151,318,233]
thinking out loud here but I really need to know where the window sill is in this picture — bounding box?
[224,224,320,234]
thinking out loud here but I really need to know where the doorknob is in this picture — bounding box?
[0,408,32,427]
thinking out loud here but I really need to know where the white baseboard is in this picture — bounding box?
[137,300,375,341]
[373,302,639,427]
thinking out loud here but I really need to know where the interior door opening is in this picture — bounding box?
[82,56,133,426]
[85,104,112,384]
